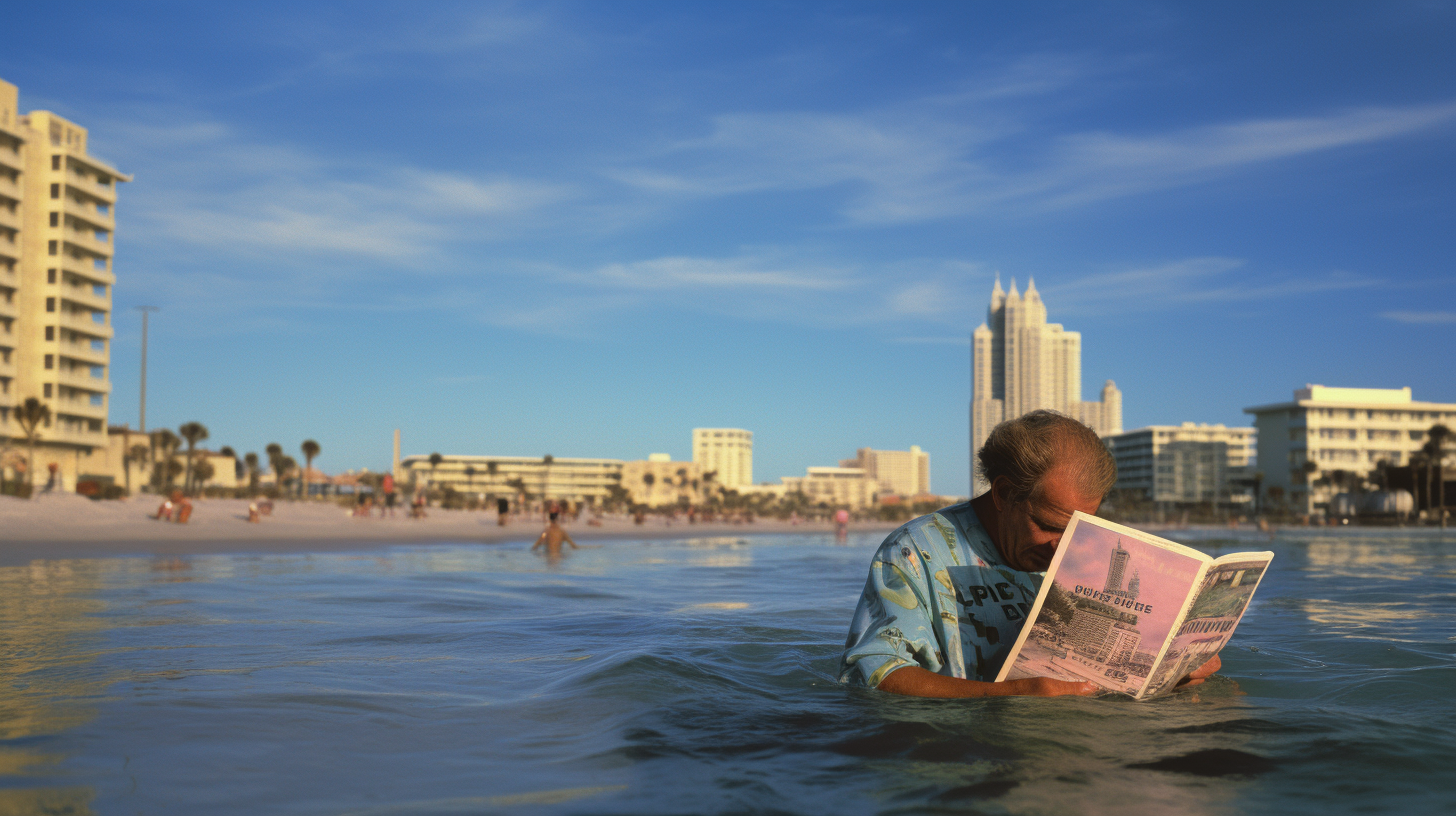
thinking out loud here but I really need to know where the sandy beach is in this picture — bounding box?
[0,493,904,565]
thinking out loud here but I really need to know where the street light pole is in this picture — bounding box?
[135,306,158,433]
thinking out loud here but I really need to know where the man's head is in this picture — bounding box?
[976,410,1117,572]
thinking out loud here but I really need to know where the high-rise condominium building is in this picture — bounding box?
[692,428,753,488]
[840,445,930,497]
[971,277,1122,492]
[1245,384,1456,515]
[0,79,128,453]
[1105,423,1255,507]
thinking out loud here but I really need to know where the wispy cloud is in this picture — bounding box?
[612,100,1456,223]
[1380,311,1456,324]
[591,256,850,291]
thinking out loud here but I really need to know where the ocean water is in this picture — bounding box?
[2,528,1453,815]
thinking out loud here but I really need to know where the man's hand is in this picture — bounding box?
[1175,654,1221,689]
[876,666,1098,699]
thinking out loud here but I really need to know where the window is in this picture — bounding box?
[49,211,58,227]
[45,297,55,312]
[50,183,59,199]
[93,258,106,271]
[90,338,104,351]
[51,155,60,170]
[90,394,103,406]
[90,365,104,378]
[44,354,54,369]
[45,326,54,341]
[47,268,56,283]
[47,240,57,255]
[43,384,52,398]
[93,284,105,297]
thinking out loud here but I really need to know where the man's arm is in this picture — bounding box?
[877,665,1097,699]
[531,532,547,550]
[562,531,579,549]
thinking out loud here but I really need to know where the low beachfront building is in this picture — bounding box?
[1244,384,1456,516]
[1104,423,1255,509]
[398,453,626,505]
[621,454,703,507]
[780,466,879,510]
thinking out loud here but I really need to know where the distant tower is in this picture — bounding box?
[1126,568,1140,600]
[970,275,1123,493]
[1104,540,1130,595]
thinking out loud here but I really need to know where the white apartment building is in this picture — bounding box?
[971,276,1122,492]
[1105,423,1255,506]
[399,454,626,504]
[692,427,752,488]
[1244,385,1456,515]
[840,445,930,497]
[0,78,129,486]
[781,466,878,510]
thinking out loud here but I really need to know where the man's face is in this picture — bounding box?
[993,468,1102,572]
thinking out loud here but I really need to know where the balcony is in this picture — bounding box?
[59,341,108,365]
[42,423,107,448]
[0,297,16,320]
[0,147,20,174]
[63,197,114,231]
[60,255,115,286]
[64,230,112,259]
[65,172,117,204]
[0,358,15,379]
[61,286,111,313]
[0,206,18,232]
[57,367,110,393]
[58,310,113,339]
[54,397,108,420]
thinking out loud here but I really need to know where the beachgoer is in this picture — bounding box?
[154,497,174,521]
[835,508,850,536]
[840,410,1219,698]
[497,497,509,526]
[247,502,261,523]
[411,493,427,518]
[382,473,397,517]
[171,490,193,524]
[532,512,580,558]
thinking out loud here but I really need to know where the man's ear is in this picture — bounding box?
[989,477,1010,512]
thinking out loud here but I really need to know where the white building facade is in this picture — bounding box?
[1105,423,1255,507]
[971,277,1121,493]
[840,445,930,497]
[692,427,752,488]
[1244,385,1456,515]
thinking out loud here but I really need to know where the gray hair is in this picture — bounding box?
[976,410,1117,505]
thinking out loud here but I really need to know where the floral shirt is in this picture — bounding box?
[839,502,1043,688]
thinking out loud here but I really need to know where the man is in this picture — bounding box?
[840,410,1218,698]
[532,511,580,559]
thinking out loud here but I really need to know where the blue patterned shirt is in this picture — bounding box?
[839,502,1043,688]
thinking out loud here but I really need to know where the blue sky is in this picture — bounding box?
[5,1,1454,496]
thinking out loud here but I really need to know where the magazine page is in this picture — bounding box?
[997,513,1208,695]
[1137,554,1273,699]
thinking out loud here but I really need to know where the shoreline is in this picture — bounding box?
[0,494,905,565]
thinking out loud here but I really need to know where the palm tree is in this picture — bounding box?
[178,421,209,495]
[428,452,443,492]
[301,439,321,499]
[541,454,554,500]
[244,452,261,493]
[14,397,51,492]
[192,458,215,489]
[486,460,499,493]
[266,443,285,492]
[125,443,149,496]
[1429,424,1451,528]
[641,472,655,505]
[152,429,182,490]
[464,465,476,494]
[279,456,298,492]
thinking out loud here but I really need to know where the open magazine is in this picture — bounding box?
[995,512,1272,699]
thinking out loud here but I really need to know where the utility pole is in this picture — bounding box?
[135,306,159,433]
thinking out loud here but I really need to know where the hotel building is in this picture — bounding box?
[622,454,703,507]
[971,277,1122,492]
[398,454,626,504]
[780,466,879,510]
[0,79,129,483]
[840,445,930,497]
[1105,423,1255,507]
[1245,384,1456,515]
[692,428,752,488]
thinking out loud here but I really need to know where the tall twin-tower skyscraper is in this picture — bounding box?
[971,276,1122,493]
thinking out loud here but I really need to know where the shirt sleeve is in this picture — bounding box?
[839,532,947,688]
